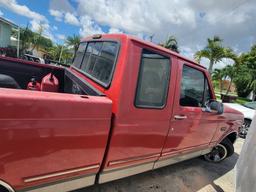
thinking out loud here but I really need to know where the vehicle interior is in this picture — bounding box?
[0,57,103,96]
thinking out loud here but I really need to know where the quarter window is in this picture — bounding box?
[180,65,212,107]
[135,50,170,108]
[72,42,87,68]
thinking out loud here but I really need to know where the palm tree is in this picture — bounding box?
[194,36,236,74]
[160,36,179,53]
[212,69,225,94]
[66,34,80,54]
[222,65,236,95]
[31,25,44,52]
[19,26,33,54]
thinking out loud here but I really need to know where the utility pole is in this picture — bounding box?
[17,27,20,58]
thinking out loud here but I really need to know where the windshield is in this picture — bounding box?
[72,41,119,87]
[243,102,256,110]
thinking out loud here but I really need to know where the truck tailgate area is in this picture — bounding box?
[0,88,112,190]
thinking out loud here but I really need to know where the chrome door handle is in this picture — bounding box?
[174,115,187,120]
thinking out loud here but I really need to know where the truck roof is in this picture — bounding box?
[81,34,206,70]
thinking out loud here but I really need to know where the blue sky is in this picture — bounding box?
[0,0,255,69]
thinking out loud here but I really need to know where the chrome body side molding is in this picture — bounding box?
[153,148,212,169]
[99,148,212,184]
[99,162,154,183]
[24,164,99,183]
[22,174,95,192]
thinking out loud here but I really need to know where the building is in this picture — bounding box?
[0,16,20,57]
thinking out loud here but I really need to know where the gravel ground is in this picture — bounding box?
[76,138,244,192]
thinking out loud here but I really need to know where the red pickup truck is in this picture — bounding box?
[0,34,243,192]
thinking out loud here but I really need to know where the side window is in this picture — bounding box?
[135,50,170,108]
[72,42,87,68]
[180,65,211,107]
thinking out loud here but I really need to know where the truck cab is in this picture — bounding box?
[0,34,243,192]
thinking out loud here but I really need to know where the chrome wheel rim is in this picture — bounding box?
[204,144,228,162]
[239,121,250,137]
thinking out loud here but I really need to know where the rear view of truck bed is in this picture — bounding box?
[0,88,112,191]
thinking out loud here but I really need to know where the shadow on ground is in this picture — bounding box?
[74,152,239,192]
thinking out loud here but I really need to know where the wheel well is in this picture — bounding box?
[244,118,252,123]
[0,180,15,192]
[0,185,10,192]
[226,132,237,144]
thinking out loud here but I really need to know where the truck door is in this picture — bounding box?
[161,62,217,156]
[99,47,176,183]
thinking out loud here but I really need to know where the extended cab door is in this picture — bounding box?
[99,47,176,183]
[161,61,218,156]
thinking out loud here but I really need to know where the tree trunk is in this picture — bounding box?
[208,60,214,74]
[219,79,222,94]
[226,79,233,95]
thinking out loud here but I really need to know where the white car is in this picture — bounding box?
[224,102,256,138]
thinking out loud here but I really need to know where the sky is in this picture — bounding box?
[0,0,255,69]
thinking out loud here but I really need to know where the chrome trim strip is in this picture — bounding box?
[99,162,154,183]
[24,174,95,192]
[24,164,99,183]
[154,148,212,169]
[0,180,15,192]
[108,154,159,166]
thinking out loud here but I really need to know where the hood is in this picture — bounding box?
[224,103,255,120]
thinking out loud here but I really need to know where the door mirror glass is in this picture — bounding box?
[206,100,224,114]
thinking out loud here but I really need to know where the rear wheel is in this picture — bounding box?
[239,119,251,138]
[204,138,234,163]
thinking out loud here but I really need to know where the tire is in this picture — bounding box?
[204,138,234,163]
[239,119,251,138]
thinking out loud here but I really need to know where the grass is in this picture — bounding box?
[214,90,251,105]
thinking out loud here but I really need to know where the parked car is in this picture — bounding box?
[22,54,45,64]
[224,102,256,138]
[0,34,243,192]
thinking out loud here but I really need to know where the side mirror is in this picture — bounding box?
[209,101,224,114]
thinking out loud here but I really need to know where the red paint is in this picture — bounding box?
[27,80,41,91]
[0,34,243,191]
[41,73,59,92]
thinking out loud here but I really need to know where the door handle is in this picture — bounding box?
[174,115,187,120]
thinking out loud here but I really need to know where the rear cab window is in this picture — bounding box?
[180,64,212,107]
[135,50,170,109]
[72,41,119,87]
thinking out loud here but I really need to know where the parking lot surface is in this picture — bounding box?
[76,138,244,192]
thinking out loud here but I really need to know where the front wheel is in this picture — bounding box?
[204,138,234,163]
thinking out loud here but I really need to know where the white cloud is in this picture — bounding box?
[0,10,3,16]
[53,25,58,31]
[108,27,123,34]
[64,12,80,26]
[0,0,55,41]
[49,9,63,21]
[56,34,66,40]
[0,0,46,22]
[79,15,104,37]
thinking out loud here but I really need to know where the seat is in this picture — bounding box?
[0,74,21,89]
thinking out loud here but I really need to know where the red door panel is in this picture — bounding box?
[162,61,218,155]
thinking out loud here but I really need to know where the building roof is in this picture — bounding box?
[0,16,18,28]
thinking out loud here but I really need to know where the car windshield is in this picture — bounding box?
[243,102,256,110]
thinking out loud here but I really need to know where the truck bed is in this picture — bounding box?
[0,87,112,190]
